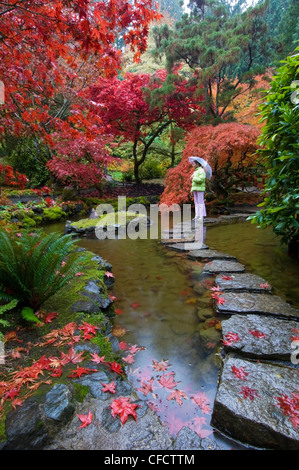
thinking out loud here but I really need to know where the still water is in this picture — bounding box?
[46,219,299,449]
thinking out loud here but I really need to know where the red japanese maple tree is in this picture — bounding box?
[88,70,205,183]
[0,1,161,187]
[160,122,261,206]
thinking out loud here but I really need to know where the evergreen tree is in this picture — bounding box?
[153,0,271,122]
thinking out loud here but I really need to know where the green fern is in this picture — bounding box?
[0,298,18,339]
[0,230,87,309]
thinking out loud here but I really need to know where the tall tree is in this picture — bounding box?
[153,0,272,123]
[0,1,160,187]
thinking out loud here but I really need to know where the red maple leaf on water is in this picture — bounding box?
[275,390,299,429]
[167,389,188,406]
[152,359,170,371]
[240,386,260,401]
[136,378,155,397]
[110,397,140,424]
[191,392,211,415]
[77,410,93,429]
[158,373,180,390]
[231,365,248,380]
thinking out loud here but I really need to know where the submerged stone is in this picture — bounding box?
[202,260,245,274]
[221,314,299,361]
[215,273,272,293]
[216,292,299,320]
[211,355,299,449]
[187,249,237,262]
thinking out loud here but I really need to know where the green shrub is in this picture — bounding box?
[0,230,87,310]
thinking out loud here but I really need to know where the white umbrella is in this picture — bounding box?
[189,156,212,180]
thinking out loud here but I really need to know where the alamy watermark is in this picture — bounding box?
[0,340,4,365]
[290,80,299,105]
[291,340,299,365]
[93,196,205,249]
[0,80,4,105]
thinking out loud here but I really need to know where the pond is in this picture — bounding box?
[45,218,299,450]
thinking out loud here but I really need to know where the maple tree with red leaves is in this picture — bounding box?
[88,69,205,183]
[160,122,261,206]
[0,0,161,188]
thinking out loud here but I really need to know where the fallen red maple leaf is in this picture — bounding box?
[231,365,248,380]
[158,374,180,390]
[105,271,114,278]
[90,352,106,364]
[77,410,93,429]
[68,366,98,378]
[136,378,154,397]
[167,389,188,406]
[249,329,266,339]
[223,332,241,346]
[191,392,211,414]
[60,346,84,365]
[109,361,123,375]
[79,322,99,340]
[110,396,140,424]
[152,359,170,372]
[240,386,260,401]
[130,302,140,309]
[275,390,299,429]
[43,312,59,323]
[101,381,116,394]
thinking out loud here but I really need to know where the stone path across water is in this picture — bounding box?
[163,220,299,450]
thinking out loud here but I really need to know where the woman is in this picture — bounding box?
[189,156,212,220]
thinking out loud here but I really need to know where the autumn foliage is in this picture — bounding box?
[0,0,161,187]
[160,122,261,206]
[0,165,27,192]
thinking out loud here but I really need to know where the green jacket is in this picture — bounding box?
[191,167,206,192]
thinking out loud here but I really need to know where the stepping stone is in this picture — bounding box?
[202,260,245,274]
[216,292,299,321]
[221,314,299,361]
[187,249,237,262]
[161,237,195,245]
[164,242,209,252]
[215,273,272,293]
[211,355,299,449]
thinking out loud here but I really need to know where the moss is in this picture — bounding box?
[43,206,67,222]
[71,211,147,230]
[72,383,89,402]
[22,216,36,228]
[0,414,6,442]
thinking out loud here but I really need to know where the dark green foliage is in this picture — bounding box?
[153,0,271,122]
[249,49,299,250]
[0,230,87,309]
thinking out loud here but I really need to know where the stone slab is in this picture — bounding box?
[216,292,299,320]
[211,355,299,449]
[221,314,299,361]
[202,260,245,274]
[164,242,209,252]
[215,273,272,293]
[187,250,237,262]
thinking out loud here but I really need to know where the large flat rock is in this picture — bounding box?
[216,292,299,320]
[215,273,272,293]
[221,314,299,361]
[164,242,209,252]
[202,260,245,274]
[211,355,299,449]
[187,250,237,262]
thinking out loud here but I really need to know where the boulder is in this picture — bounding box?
[211,355,299,449]
[216,292,299,321]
